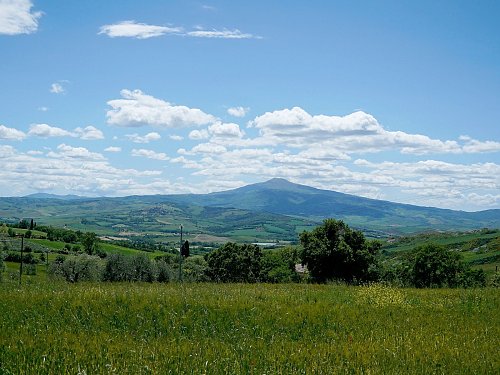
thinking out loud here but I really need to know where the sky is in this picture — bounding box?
[0,0,499,211]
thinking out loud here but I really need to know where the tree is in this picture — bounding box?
[181,240,190,257]
[81,232,99,255]
[299,219,380,283]
[260,247,300,283]
[408,243,486,288]
[205,243,262,283]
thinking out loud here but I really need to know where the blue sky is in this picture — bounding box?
[0,0,499,211]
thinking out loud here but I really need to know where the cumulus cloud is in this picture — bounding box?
[106,89,217,128]
[28,123,73,138]
[0,124,26,140]
[75,126,105,140]
[48,144,105,161]
[0,0,42,35]
[208,122,245,138]
[98,20,182,39]
[248,107,499,155]
[28,124,104,140]
[189,129,209,140]
[227,106,249,117]
[131,148,169,160]
[126,132,161,143]
[169,135,183,141]
[104,146,121,153]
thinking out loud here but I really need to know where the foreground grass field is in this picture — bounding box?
[0,280,498,374]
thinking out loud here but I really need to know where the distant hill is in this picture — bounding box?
[163,178,500,234]
[24,193,86,200]
[1,179,498,241]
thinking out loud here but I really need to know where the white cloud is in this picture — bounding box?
[187,28,259,39]
[0,124,26,140]
[28,123,104,140]
[48,144,105,161]
[104,146,121,153]
[0,145,16,157]
[248,107,499,155]
[106,89,217,128]
[208,122,245,138]
[37,106,48,112]
[27,150,43,155]
[98,20,182,39]
[0,0,42,35]
[131,148,169,160]
[28,123,72,138]
[227,106,249,117]
[169,135,183,141]
[75,126,104,140]
[50,82,65,94]
[188,129,209,140]
[126,132,161,143]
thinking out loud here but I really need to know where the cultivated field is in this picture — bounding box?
[0,280,498,374]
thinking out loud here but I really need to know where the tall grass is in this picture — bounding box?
[0,280,498,374]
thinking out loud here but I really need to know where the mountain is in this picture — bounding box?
[1,179,498,241]
[24,193,86,200]
[163,178,500,234]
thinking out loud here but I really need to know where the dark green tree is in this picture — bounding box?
[410,243,471,288]
[299,219,380,283]
[81,232,99,255]
[260,247,300,283]
[205,243,262,283]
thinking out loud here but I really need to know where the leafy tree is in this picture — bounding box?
[0,257,4,281]
[7,227,14,237]
[49,254,102,282]
[205,243,262,283]
[103,253,132,282]
[406,243,488,288]
[130,254,156,282]
[82,232,99,255]
[410,244,464,288]
[299,219,380,283]
[260,247,300,283]
[24,230,32,239]
[103,253,156,282]
[183,255,208,282]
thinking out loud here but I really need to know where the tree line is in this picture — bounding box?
[32,219,491,287]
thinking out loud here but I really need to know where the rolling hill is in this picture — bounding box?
[0,179,498,242]
[163,178,500,234]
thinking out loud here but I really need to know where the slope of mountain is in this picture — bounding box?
[163,178,500,233]
[1,179,498,241]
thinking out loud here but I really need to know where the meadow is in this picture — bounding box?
[0,279,498,374]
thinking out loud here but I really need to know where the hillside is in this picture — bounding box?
[1,178,498,242]
[163,178,500,234]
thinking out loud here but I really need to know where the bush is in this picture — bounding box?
[458,268,486,288]
[49,254,102,282]
[103,253,157,282]
[183,256,209,282]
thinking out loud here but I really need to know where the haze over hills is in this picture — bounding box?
[163,178,500,233]
[2,179,497,242]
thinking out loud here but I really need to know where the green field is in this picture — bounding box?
[0,280,498,374]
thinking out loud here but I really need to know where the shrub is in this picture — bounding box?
[49,254,102,282]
